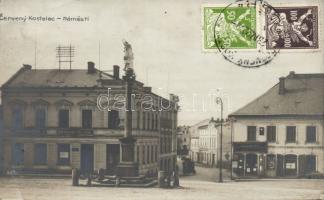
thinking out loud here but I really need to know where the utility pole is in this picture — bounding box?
[215,97,223,183]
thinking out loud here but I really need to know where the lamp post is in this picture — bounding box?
[215,97,223,183]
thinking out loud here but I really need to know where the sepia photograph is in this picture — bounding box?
[0,0,323,199]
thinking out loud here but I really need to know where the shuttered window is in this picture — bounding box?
[35,108,46,129]
[247,126,256,141]
[82,109,92,128]
[306,126,316,143]
[267,126,276,142]
[59,109,69,128]
[12,107,23,130]
[286,126,296,143]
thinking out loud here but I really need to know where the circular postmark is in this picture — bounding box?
[213,0,280,68]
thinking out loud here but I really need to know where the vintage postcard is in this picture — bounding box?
[0,0,324,200]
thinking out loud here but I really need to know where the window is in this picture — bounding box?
[35,108,46,129]
[34,143,47,165]
[247,126,256,141]
[12,143,24,165]
[57,144,70,165]
[151,145,154,163]
[155,146,158,162]
[82,109,92,128]
[59,109,69,128]
[267,126,276,142]
[142,146,145,164]
[142,112,146,130]
[286,126,296,143]
[137,111,140,129]
[146,146,150,164]
[305,155,316,173]
[306,126,316,143]
[12,107,23,129]
[108,110,119,129]
[136,146,140,163]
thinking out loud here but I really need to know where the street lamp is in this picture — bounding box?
[215,97,223,183]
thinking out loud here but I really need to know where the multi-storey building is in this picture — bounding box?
[229,72,324,178]
[0,105,3,174]
[176,125,190,156]
[1,62,178,177]
[189,118,231,167]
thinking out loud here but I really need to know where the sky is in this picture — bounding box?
[0,0,323,126]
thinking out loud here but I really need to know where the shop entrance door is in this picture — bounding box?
[277,155,284,176]
[246,154,257,176]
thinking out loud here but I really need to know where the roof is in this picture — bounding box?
[2,66,114,88]
[230,72,324,117]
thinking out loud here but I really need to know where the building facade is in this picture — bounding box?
[230,72,324,178]
[189,118,231,167]
[1,62,178,177]
[176,125,190,156]
[0,105,3,174]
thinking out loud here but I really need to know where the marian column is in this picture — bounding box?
[116,41,138,177]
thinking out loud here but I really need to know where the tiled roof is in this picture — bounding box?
[230,72,324,117]
[2,66,114,88]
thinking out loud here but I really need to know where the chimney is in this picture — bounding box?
[23,64,32,70]
[288,71,295,78]
[113,65,120,79]
[143,87,152,93]
[87,62,96,74]
[279,77,285,95]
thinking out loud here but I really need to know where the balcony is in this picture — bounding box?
[9,127,127,138]
[55,128,94,136]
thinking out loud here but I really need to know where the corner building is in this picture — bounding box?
[1,62,178,177]
[230,72,324,178]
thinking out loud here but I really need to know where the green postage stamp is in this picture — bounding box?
[203,6,257,49]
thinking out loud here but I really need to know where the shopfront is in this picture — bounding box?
[233,142,267,177]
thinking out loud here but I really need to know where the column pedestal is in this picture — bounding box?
[116,136,139,177]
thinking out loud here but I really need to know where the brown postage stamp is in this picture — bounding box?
[266,6,319,49]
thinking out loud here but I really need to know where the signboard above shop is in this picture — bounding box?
[233,142,267,153]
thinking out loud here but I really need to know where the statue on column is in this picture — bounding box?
[123,40,134,71]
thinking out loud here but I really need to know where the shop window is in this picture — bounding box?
[267,126,276,142]
[34,143,47,165]
[306,126,316,143]
[57,144,70,165]
[247,126,256,141]
[82,109,92,128]
[286,126,296,143]
[12,143,24,165]
[108,110,119,129]
[59,109,69,128]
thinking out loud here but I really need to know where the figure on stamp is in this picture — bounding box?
[267,7,316,49]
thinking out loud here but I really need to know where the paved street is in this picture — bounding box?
[0,166,323,200]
